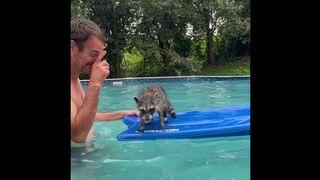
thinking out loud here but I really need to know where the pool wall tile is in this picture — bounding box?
[80,76,250,86]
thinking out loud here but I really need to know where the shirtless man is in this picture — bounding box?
[71,18,139,147]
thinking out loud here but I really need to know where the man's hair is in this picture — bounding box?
[71,18,106,51]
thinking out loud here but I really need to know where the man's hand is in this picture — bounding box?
[124,110,140,117]
[89,51,109,87]
[94,110,140,121]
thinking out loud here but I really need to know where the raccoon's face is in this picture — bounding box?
[134,97,156,123]
[138,105,156,123]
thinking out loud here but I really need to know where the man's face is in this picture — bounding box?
[75,36,106,74]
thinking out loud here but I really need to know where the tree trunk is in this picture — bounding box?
[158,36,170,75]
[204,9,215,65]
[115,53,123,77]
[206,29,214,65]
[110,51,123,78]
[106,18,123,78]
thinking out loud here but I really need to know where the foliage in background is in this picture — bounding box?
[71,0,250,78]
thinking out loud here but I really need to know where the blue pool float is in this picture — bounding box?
[117,105,250,141]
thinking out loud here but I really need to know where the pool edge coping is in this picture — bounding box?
[80,75,250,82]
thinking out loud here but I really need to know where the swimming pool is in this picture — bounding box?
[71,76,250,180]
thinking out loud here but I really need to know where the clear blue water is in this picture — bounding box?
[71,78,250,180]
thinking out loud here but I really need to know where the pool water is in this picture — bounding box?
[71,78,250,180]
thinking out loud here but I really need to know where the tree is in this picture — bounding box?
[72,0,139,77]
[214,0,250,61]
[71,0,250,77]
[71,0,91,18]
[190,0,249,65]
[134,0,192,75]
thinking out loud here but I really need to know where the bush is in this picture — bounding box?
[168,51,202,75]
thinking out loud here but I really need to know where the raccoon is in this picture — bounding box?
[134,84,176,132]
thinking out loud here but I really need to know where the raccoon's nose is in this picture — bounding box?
[145,117,152,122]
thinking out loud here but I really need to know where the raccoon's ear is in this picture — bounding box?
[134,97,140,103]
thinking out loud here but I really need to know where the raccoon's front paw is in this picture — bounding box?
[138,127,145,132]
[160,122,165,130]
[170,111,176,118]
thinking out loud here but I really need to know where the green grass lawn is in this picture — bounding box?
[198,56,250,76]
[122,52,250,77]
